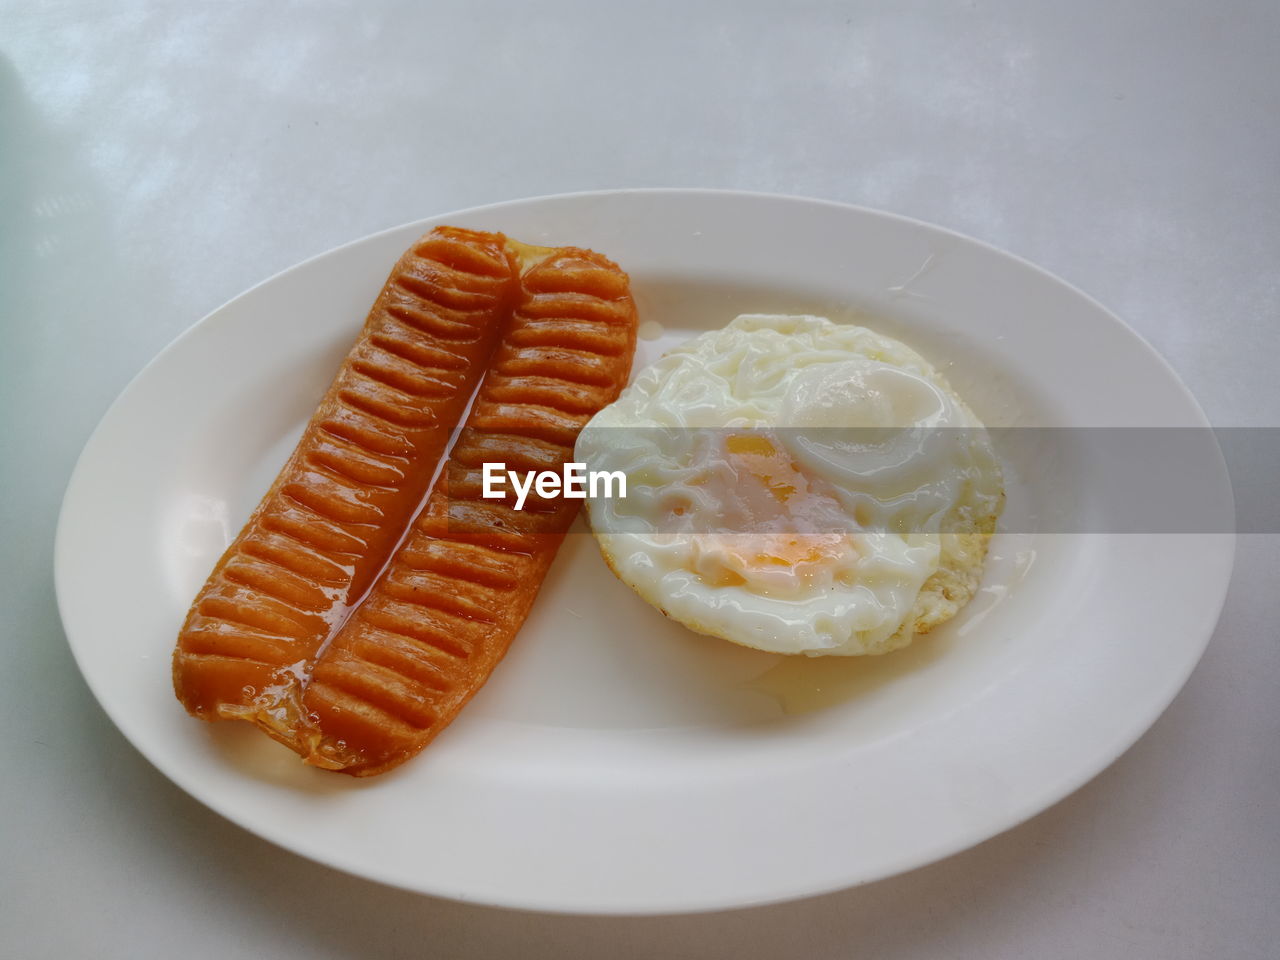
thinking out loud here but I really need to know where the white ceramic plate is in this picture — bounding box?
[55,190,1234,914]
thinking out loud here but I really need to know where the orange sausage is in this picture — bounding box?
[172,227,519,734]
[277,244,638,775]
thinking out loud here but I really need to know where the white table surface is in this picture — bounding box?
[3,1,1277,956]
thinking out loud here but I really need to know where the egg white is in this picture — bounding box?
[576,314,1004,656]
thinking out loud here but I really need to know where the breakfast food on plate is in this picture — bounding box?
[173,230,637,776]
[173,226,519,724]
[174,224,996,774]
[282,245,637,775]
[575,314,1004,657]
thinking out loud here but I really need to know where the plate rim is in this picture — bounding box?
[54,188,1237,914]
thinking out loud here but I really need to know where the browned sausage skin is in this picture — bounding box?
[288,244,638,775]
[172,227,518,735]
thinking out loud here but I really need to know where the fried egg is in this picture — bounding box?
[575,314,1004,656]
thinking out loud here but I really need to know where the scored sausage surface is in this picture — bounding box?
[287,245,638,775]
[172,227,518,727]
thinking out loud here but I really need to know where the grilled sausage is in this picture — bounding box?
[172,227,518,738]
[279,244,638,774]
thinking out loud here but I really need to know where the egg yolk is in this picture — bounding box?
[690,435,854,591]
[717,533,847,568]
[725,435,798,503]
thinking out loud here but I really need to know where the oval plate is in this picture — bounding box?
[55,190,1234,914]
